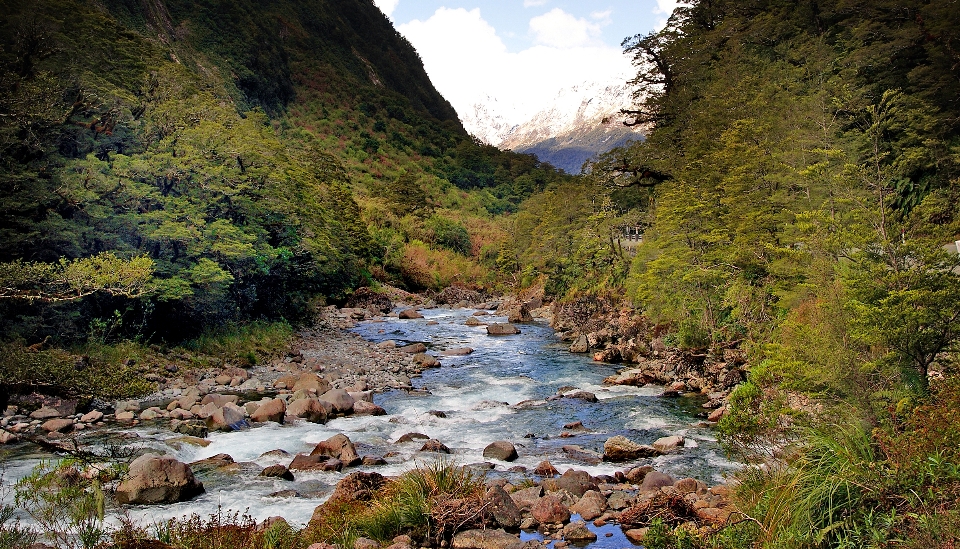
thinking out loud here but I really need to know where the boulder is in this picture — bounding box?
[420,439,451,453]
[116,455,204,504]
[707,407,727,422]
[440,347,474,356]
[399,343,427,353]
[509,485,543,511]
[200,394,239,407]
[639,471,676,493]
[465,317,485,326]
[259,464,294,481]
[569,335,589,354]
[395,432,430,443]
[452,529,523,549]
[563,391,598,403]
[286,397,329,423]
[174,420,208,438]
[652,435,684,452]
[398,309,424,319]
[326,471,387,505]
[293,373,332,394]
[30,406,63,420]
[607,491,633,510]
[206,403,248,431]
[41,418,74,433]
[250,398,286,423]
[310,434,361,467]
[603,436,661,462]
[624,528,649,543]
[484,485,522,528]
[482,441,519,462]
[486,323,520,336]
[354,538,381,549]
[289,454,329,471]
[560,445,602,465]
[353,401,387,416]
[544,469,598,498]
[80,410,103,423]
[570,490,607,521]
[534,460,559,477]
[319,389,356,413]
[531,494,570,525]
[561,521,597,542]
[412,353,440,367]
[507,307,534,323]
[0,431,18,444]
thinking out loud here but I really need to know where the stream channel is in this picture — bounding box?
[4,308,740,534]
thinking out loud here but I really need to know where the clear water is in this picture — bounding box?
[2,308,740,531]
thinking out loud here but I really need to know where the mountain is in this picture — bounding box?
[461,82,644,173]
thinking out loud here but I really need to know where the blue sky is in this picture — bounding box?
[373,0,678,123]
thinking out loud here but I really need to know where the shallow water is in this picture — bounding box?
[2,308,740,531]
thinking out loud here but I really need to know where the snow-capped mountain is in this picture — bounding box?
[460,81,645,173]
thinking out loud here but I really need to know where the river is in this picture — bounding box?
[2,308,740,529]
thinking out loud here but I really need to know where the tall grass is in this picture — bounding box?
[183,320,294,368]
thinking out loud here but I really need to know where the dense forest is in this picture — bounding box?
[505,0,960,545]
[2,0,960,546]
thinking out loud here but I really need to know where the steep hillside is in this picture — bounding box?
[0,0,570,345]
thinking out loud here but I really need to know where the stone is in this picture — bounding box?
[139,408,161,420]
[509,485,543,511]
[412,353,440,367]
[534,460,559,477]
[624,528,649,543]
[452,529,523,549]
[354,538,380,549]
[259,464,294,481]
[362,455,388,466]
[603,436,661,462]
[319,389,356,413]
[250,398,286,423]
[206,403,248,431]
[570,490,607,521]
[353,401,387,416]
[625,465,653,484]
[544,469,599,498]
[399,343,427,353]
[289,454,328,471]
[483,440,519,462]
[639,471,676,493]
[563,391,598,403]
[174,421,208,438]
[532,494,570,525]
[0,431,19,444]
[41,418,74,433]
[116,454,204,504]
[560,445,602,465]
[80,410,103,423]
[484,485,522,528]
[440,347,474,356]
[652,435,684,452]
[286,397,328,423]
[561,521,597,542]
[293,373,332,394]
[674,478,701,495]
[420,439,451,453]
[326,471,387,505]
[395,432,430,443]
[115,400,141,413]
[115,411,136,421]
[30,406,62,420]
[562,421,585,430]
[200,394,238,407]
[569,335,589,354]
[708,407,726,422]
[310,433,361,466]
[398,309,424,319]
[486,323,520,335]
[465,317,485,326]
[606,491,633,510]
[507,307,534,323]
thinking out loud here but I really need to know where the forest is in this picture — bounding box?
[1,0,960,547]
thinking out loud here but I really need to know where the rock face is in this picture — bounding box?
[250,398,285,423]
[486,323,520,336]
[532,494,571,524]
[484,485,522,528]
[482,441,518,462]
[116,455,204,505]
[603,436,661,462]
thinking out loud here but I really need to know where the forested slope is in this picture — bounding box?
[0,0,569,349]
[506,0,960,545]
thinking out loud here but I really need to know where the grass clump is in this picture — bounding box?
[182,320,294,368]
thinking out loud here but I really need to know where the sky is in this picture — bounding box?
[372,0,680,123]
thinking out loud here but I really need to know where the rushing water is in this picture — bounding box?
[3,308,740,530]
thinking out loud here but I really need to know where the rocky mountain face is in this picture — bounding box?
[461,82,645,173]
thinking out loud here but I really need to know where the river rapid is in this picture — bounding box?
[3,308,740,529]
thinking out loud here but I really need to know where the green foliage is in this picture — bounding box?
[0,253,154,302]
[182,320,293,368]
[422,215,471,255]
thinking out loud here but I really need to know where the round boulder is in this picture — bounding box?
[116,454,204,505]
[482,441,518,462]
[250,398,286,423]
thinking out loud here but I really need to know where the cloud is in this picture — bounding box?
[397,7,632,125]
[523,0,548,6]
[373,0,399,18]
[529,8,603,48]
[653,0,681,29]
[590,10,612,23]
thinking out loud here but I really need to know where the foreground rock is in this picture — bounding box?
[311,433,361,466]
[116,455,204,504]
[482,441,518,462]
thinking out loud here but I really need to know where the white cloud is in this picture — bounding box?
[373,0,399,18]
[590,10,612,23]
[653,0,681,29]
[523,0,548,6]
[529,8,602,48]
[397,7,632,126]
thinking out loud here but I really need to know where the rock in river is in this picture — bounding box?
[482,440,519,462]
[116,454,204,505]
[486,323,520,335]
